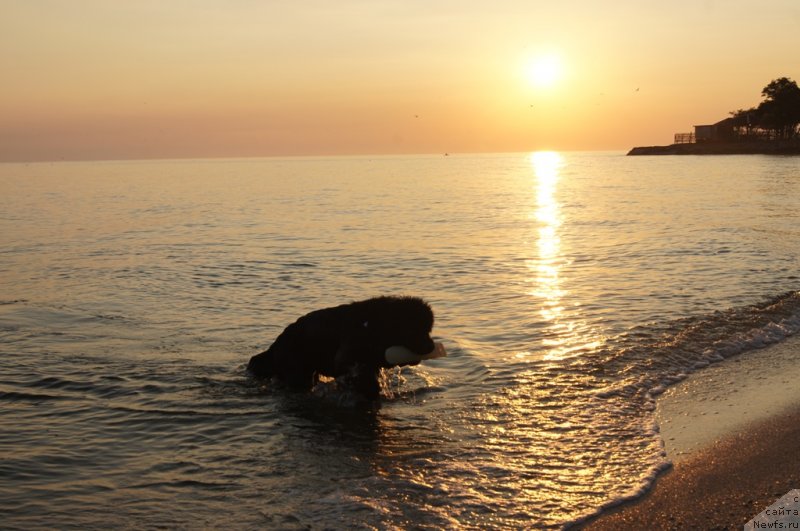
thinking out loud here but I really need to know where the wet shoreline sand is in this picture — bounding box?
[579,336,800,530]
[578,405,800,529]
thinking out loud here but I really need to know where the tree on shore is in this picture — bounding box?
[729,106,759,137]
[730,77,800,140]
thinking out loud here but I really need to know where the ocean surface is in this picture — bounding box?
[1,152,798,529]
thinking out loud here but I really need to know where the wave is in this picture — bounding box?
[557,290,800,527]
[595,290,800,399]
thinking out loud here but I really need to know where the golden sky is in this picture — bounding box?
[2,1,798,161]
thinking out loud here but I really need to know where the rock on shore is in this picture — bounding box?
[628,140,800,155]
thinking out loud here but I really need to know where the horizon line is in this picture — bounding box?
[0,148,630,165]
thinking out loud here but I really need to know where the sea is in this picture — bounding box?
[1,152,798,529]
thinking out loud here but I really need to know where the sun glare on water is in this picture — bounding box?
[524,53,563,89]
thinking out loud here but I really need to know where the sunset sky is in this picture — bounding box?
[2,1,798,161]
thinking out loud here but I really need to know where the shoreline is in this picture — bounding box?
[577,405,800,529]
[656,334,800,461]
[627,140,800,156]
[577,335,800,529]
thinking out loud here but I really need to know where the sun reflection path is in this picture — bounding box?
[525,152,603,361]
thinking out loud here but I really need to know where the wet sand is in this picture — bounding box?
[579,335,800,530]
[656,334,800,461]
[579,405,800,529]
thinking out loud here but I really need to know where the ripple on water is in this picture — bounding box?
[2,155,800,528]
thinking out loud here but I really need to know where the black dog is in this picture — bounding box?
[247,296,436,399]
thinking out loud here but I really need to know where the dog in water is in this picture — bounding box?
[247,296,444,400]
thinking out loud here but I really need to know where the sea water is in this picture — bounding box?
[1,152,798,529]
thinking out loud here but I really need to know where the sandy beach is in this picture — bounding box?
[579,336,800,530]
[580,406,800,529]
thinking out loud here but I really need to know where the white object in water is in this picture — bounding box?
[385,342,447,365]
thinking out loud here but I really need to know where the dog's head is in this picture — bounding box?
[359,296,435,361]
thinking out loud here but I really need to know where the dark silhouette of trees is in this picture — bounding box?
[760,77,800,139]
[730,77,800,140]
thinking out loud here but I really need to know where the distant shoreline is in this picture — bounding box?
[628,140,800,155]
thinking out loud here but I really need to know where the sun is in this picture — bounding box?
[524,53,563,89]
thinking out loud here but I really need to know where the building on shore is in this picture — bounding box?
[674,118,735,144]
